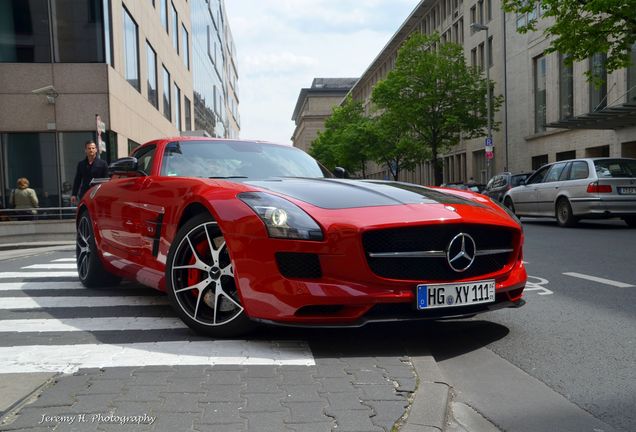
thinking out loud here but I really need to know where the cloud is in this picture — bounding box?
[224,0,419,145]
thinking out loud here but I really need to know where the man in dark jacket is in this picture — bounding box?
[71,140,108,204]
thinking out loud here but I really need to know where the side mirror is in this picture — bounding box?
[108,157,141,176]
[333,167,348,179]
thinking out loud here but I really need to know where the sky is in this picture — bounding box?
[224,0,420,145]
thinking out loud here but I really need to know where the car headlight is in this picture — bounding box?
[238,192,323,240]
[490,197,522,227]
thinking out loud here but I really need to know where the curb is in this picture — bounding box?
[401,354,451,431]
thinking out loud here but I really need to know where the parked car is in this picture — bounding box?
[483,172,533,202]
[76,137,527,337]
[441,182,484,193]
[503,157,636,227]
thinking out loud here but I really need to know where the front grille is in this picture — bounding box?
[276,252,322,278]
[363,224,515,281]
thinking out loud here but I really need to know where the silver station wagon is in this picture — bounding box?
[503,158,636,227]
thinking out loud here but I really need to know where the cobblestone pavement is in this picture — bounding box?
[0,358,416,432]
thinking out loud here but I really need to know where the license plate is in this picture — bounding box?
[417,280,495,310]
[618,187,636,195]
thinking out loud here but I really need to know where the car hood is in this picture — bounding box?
[245,178,485,210]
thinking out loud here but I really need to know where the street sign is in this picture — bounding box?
[485,137,493,146]
[486,151,494,160]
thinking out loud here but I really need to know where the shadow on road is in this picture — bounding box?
[249,318,510,361]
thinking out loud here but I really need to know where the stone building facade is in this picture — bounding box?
[345,0,636,184]
[291,78,358,153]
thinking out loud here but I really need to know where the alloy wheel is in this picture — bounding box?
[170,221,243,327]
[76,216,91,280]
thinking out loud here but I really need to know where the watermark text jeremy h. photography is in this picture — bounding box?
[38,412,156,425]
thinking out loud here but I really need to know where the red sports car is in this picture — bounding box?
[76,137,527,337]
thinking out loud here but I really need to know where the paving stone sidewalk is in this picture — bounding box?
[0,358,417,432]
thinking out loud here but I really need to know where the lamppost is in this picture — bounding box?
[470,22,492,181]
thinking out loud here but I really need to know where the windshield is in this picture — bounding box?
[594,159,636,178]
[160,140,331,179]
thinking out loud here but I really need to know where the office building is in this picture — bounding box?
[0,0,239,210]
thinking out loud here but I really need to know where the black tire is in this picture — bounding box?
[76,211,121,287]
[623,216,636,228]
[166,213,255,337]
[556,198,578,227]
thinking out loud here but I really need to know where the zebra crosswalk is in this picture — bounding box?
[0,252,314,373]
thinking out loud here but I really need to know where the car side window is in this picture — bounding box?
[526,166,550,184]
[133,145,156,176]
[544,163,567,183]
[569,161,589,180]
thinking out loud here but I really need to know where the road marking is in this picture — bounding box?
[23,264,76,270]
[0,340,315,373]
[0,296,168,310]
[524,275,553,295]
[52,258,76,262]
[0,272,78,279]
[563,272,634,288]
[0,317,187,332]
[0,282,84,291]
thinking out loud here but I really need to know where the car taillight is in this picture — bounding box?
[586,182,612,193]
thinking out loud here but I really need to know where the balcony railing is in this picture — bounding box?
[0,206,77,222]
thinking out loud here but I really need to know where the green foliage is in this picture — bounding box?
[503,0,636,83]
[309,96,374,177]
[372,33,502,184]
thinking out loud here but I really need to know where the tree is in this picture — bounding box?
[372,33,502,185]
[309,96,373,177]
[503,0,636,82]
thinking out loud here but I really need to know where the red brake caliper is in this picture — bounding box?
[186,239,210,298]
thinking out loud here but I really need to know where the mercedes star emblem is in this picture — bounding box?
[446,233,476,272]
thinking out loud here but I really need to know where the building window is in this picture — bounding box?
[471,48,477,68]
[628,43,636,103]
[51,0,106,62]
[470,6,476,26]
[174,83,181,131]
[534,55,547,133]
[171,2,178,53]
[123,7,139,91]
[527,3,538,23]
[487,37,493,67]
[163,66,171,121]
[2,133,58,209]
[459,18,464,43]
[161,0,168,33]
[478,43,485,71]
[559,54,573,119]
[478,0,484,24]
[146,41,158,108]
[486,0,492,21]
[556,150,576,161]
[181,24,189,69]
[589,53,607,111]
[127,139,140,154]
[516,13,526,29]
[0,0,51,62]
[184,96,192,131]
[532,154,549,170]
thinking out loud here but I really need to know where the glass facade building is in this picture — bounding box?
[190,0,240,138]
[0,0,210,211]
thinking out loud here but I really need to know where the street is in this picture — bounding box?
[0,218,634,431]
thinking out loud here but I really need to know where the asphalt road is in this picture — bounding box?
[1,218,634,431]
[426,218,636,432]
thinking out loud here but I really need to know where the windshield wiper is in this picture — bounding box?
[208,176,248,179]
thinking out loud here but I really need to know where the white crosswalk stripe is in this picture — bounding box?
[0,317,187,332]
[0,282,85,291]
[23,263,77,270]
[0,296,169,310]
[0,271,78,279]
[0,254,316,372]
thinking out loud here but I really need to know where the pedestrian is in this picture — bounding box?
[9,177,39,219]
[71,140,108,205]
